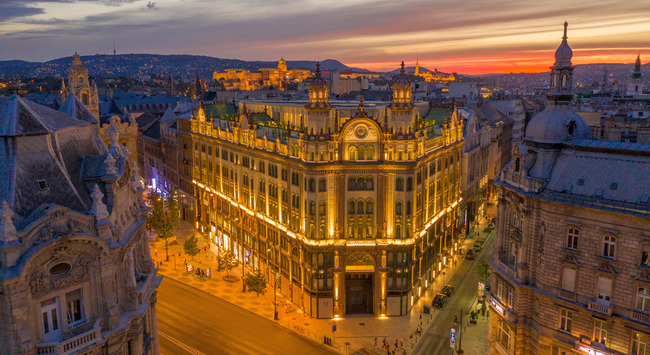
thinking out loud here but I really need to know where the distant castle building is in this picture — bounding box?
[626,54,645,96]
[213,58,312,91]
[61,53,100,118]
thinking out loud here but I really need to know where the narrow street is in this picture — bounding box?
[157,278,338,355]
[413,235,494,355]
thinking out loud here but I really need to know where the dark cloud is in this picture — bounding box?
[0,0,140,21]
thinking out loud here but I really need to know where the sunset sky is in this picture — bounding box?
[0,0,648,74]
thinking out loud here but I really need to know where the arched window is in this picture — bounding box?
[366,177,374,190]
[406,201,412,215]
[357,177,365,190]
[82,93,89,105]
[357,200,364,215]
[309,224,315,238]
[308,178,316,192]
[366,200,374,214]
[319,202,326,216]
[396,202,402,215]
[396,178,404,191]
[514,158,520,172]
[358,226,364,238]
[349,177,356,191]
[365,146,374,160]
[396,225,402,238]
[318,253,324,267]
[349,146,357,161]
[405,224,411,237]
[319,225,325,239]
[406,177,413,191]
[318,178,326,192]
[348,201,355,214]
[309,201,315,216]
[357,146,365,160]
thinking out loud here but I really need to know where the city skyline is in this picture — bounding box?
[0,0,648,74]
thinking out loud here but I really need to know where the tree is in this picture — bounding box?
[183,235,200,261]
[243,269,267,297]
[216,250,238,277]
[477,261,491,283]
[146,189,180,261]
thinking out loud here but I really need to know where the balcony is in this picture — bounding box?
[35,319,102,355]
[587,301,613,316]
[631,310,650,324]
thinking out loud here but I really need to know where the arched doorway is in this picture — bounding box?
[345,252,375,314]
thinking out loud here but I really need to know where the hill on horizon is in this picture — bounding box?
[0,54,369,79]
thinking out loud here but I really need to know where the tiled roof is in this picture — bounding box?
[0,95,88,136]
[59,94,98,124]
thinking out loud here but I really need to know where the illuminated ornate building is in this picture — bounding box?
[413,59,456,83]
[488,23,650,355]
[61,53,139,163]
[213,58,312,91]
[178,62,463,318]
[0,95,160,354]
[62,53,99,118]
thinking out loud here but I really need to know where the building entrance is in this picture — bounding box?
[345,273,373,314]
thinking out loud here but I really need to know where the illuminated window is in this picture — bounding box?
[497,319,511,350]
[631,332,648,355]
[593,319,607,345]
[602,235,616,258]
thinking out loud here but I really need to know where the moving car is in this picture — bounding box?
[465,249,476,260]
[474,242,483,251]
[441,285,454,297]
[432,293,448,308]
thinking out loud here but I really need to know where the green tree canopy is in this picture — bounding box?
[243,269,267,297]
[183,235,200,261]
[217,251,238,276]
[146,189,180,261]
[477,260,491,282]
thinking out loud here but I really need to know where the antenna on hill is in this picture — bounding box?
[113,39,116,57]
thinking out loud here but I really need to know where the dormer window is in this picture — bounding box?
[37,180,48,192]
[514,158,520,172]
[568,121,576,136]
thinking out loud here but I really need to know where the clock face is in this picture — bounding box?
[355,125,368,139]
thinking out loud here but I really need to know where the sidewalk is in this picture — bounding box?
[151,213,494,354]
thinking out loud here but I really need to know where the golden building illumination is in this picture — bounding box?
[213,58,312,91]
[179,62,464,318]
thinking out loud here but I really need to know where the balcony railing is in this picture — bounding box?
[587,301,613,316]
[559,289,576,301]
[35,319,102,355]
[631,310,650,324]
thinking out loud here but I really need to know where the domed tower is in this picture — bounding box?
[518,22,589,178]
[388,61,415,131]
[278,57,288,72]
[62,53,99,118]
[304,62,332,132]
[626,54,645,95]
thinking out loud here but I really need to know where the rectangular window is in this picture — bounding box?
[497,319,510,350]
[636,287,650,313]
[561,268,576,292]
[559,308,572,332]
[602,235,616,258]
[65,289,84,326]
[596,277,612,305]
[642,244,650,267]
[593,319,607,345]
[632,332,648,355]
[566,228,579,249]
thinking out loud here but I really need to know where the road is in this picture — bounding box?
[413,236,494,355]
[156,278,339,355]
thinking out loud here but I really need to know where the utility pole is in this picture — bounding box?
[240,210,246,292]
[458,308,464,354]
[162,196,169,261]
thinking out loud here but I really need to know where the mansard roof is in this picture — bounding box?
[0,95,108,227]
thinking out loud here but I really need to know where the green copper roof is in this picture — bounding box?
[423,107,450,126]
[204,104,237,120]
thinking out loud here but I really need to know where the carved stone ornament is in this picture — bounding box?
[32,211,88,246]
[346,252,375,266]
[29,254,93,297]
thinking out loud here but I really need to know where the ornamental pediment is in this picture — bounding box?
[595,261,618,275]
[342,122,380,143]
[559,253,581,265]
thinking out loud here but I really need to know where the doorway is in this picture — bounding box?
[345,273,373,314]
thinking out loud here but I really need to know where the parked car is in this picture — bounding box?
[474,242,483,251]
[465,249,476,260]
[441,285,454,297]
[432,293,448,308]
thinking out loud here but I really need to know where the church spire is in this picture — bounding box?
[549,22,574,101]
[632,53,642,79]
[415,58,420,75]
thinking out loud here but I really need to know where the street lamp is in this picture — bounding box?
[274,271,280,320]
[160,196,169,262]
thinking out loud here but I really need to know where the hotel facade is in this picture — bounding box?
[177,63,464,318]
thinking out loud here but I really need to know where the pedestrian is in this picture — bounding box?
[178,252,181,257]
[374,338,378,347]
[383,337,387,347]
[391,349,395,355]
[400,338,403,347]
[395,339,398,348]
